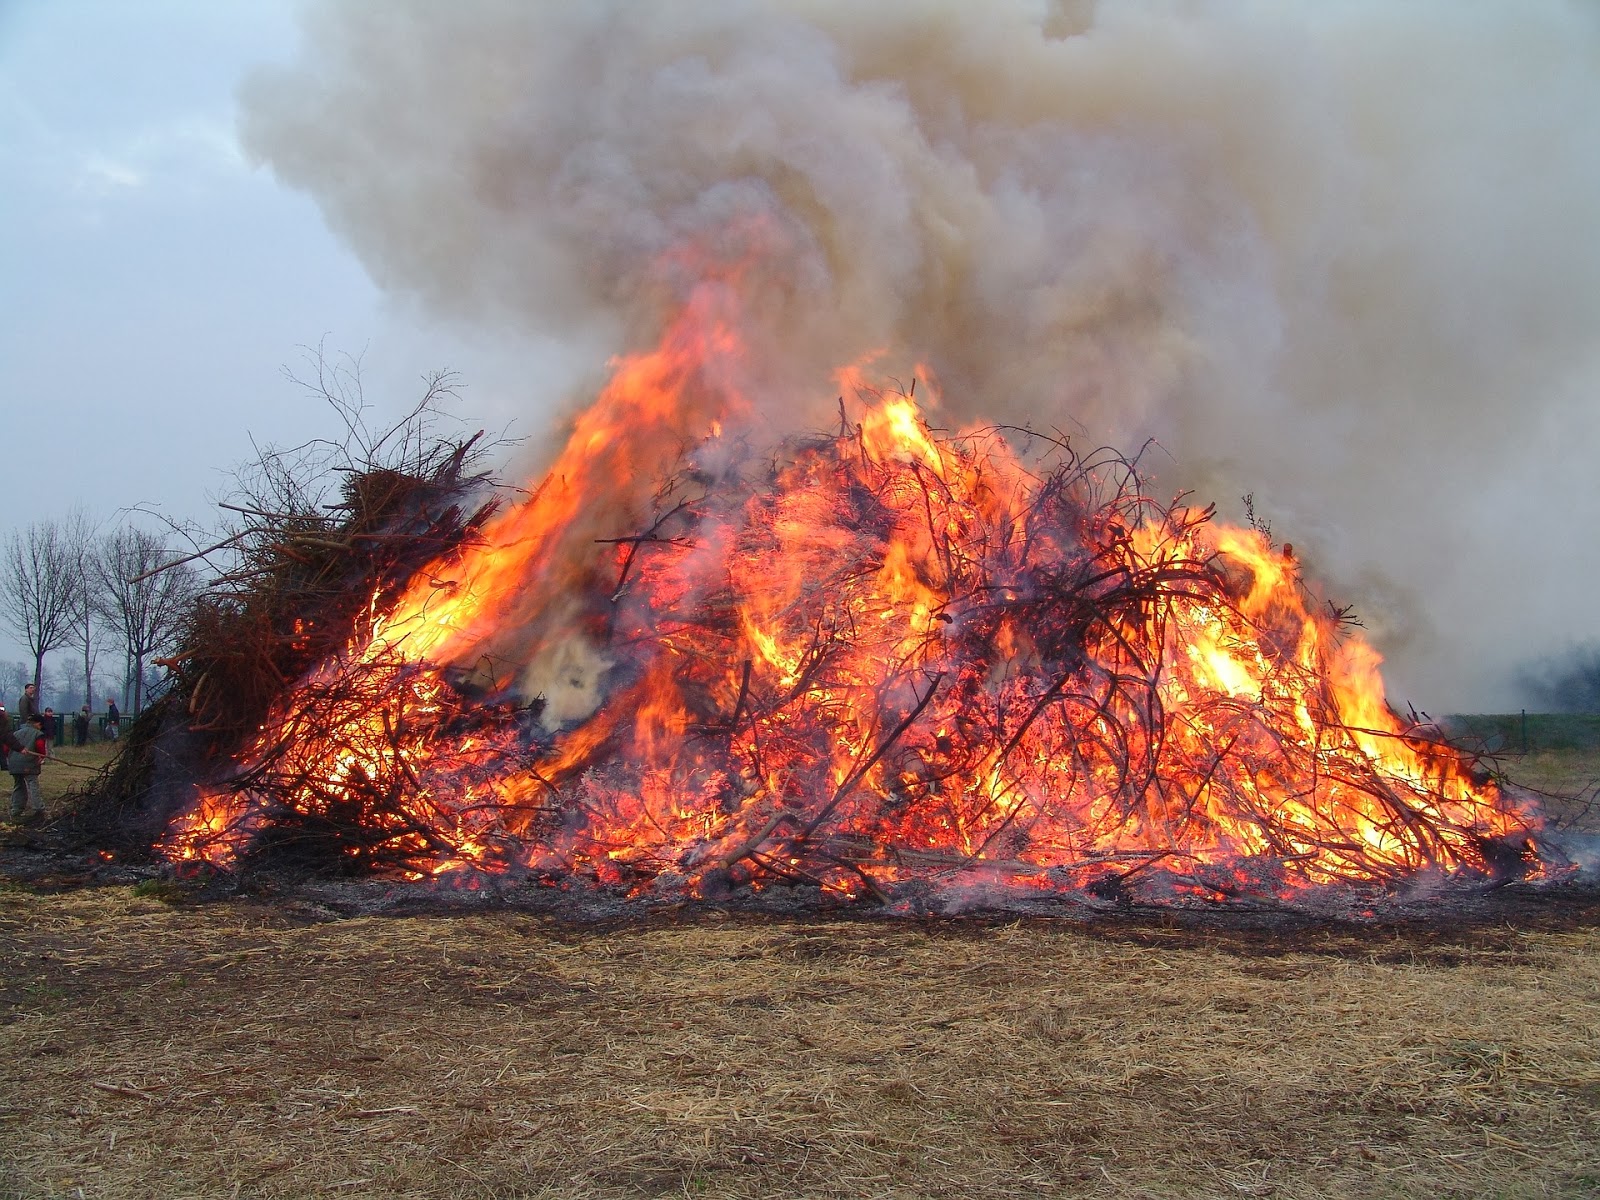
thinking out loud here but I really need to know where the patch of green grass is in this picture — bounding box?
[22,981,67,1004]
[131,878,190,904]
[39,741,118,808]
[1446,712,1600,754]
[1444,714,1600,827]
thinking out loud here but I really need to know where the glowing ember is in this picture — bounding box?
[163,295,1542,905]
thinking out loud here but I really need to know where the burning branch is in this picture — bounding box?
[147,381,1544,906]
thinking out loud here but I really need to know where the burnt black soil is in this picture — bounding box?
[5,822,1599,964]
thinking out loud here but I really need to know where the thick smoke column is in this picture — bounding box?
[241,0,1600,710]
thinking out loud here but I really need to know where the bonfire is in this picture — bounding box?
[144,286,1542,908]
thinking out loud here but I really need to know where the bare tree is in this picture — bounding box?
[0,661,28,700]
[41,663,72,711]
[63,509,102,709]
[95,529,200,714]
[1,519,83,698]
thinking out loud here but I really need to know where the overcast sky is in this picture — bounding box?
[0,0,572,688]
[4,1,1599,713]
[0,0,531,536]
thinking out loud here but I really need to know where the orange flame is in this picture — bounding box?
[164,292,1542,906]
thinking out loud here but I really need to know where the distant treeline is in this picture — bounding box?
[1,513,197,717]
[1517,645,1600,715]
[1445,712,1600,755]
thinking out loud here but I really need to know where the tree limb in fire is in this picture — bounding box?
[140,385,1542,899]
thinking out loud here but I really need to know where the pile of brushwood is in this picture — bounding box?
[44,373,1539,901]
[63,392,1538,897]
[56,373,501,861]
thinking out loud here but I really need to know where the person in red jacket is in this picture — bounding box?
[7,712,47,826]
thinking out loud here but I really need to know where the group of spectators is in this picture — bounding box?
[2,682,121,826]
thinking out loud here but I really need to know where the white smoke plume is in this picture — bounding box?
[240,0,1600,711]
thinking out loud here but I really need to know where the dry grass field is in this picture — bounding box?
[1451,715,1600,830]
[2,727,1599,1199]
[34,743,120,810]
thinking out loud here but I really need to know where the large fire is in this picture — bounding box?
[162,288,1542,906]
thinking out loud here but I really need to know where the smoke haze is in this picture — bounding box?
[240,0,1600,711]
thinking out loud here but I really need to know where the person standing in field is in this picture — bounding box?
[18,682,38,723]
[0,719,19,823]
[7,712,47,826]
[74,706,89,747]
[105,696,120,740]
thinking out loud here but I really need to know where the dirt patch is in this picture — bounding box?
[3,736,1599,1196]
[3,886,1599,1199]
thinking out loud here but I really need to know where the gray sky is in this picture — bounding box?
[0,0,575,686]
[4,1,1599,713]
[0,0,574,691]
[0,0,530,533]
